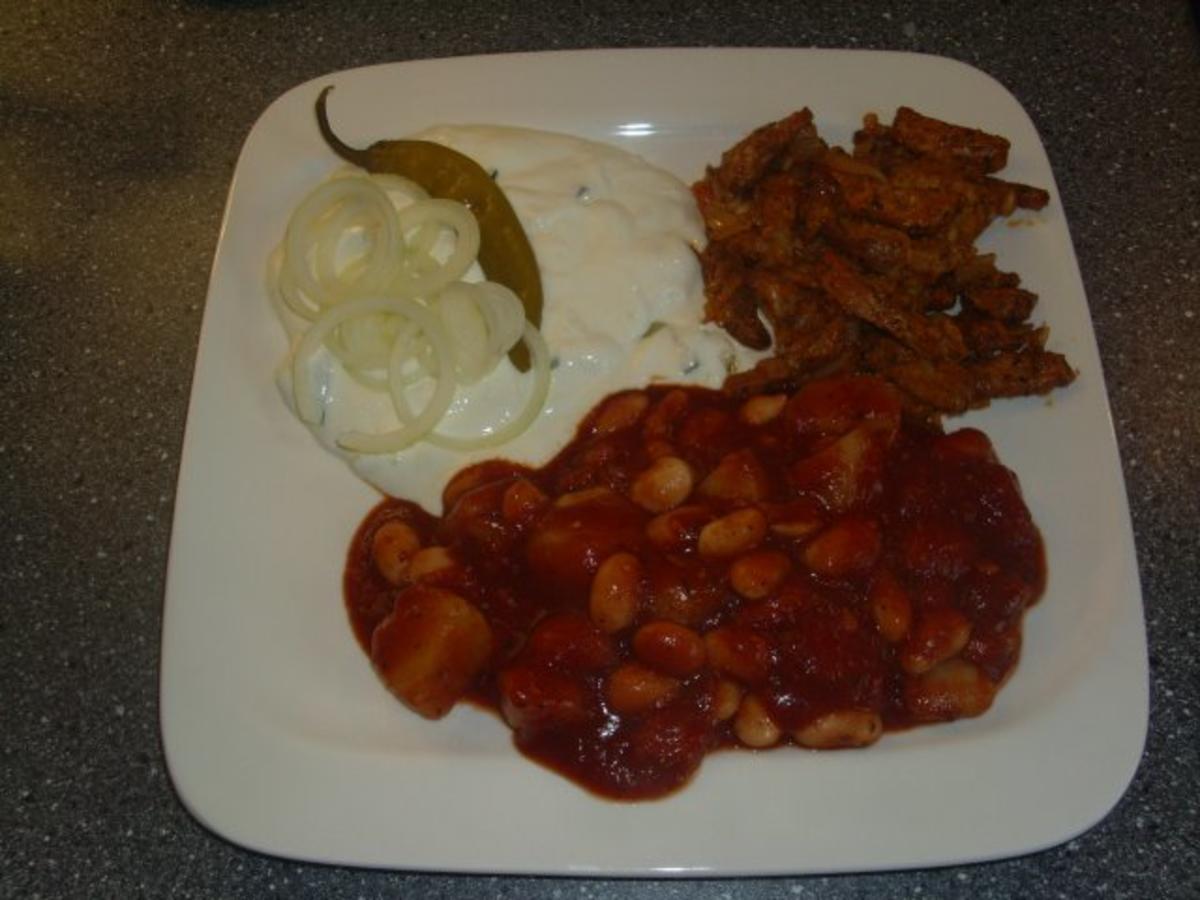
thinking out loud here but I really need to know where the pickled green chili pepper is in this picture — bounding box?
[316,86,543,371]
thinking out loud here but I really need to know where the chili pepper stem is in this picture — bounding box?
[316,86,372,168]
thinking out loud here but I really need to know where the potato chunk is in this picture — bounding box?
[525,488,644,590]
[370,586,493,719]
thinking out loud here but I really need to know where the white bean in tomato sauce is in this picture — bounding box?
[344,376,1046,799]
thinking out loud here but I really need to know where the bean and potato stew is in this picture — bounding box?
[345,375,1045,799]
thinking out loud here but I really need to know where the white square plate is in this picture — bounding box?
[161,48,1147,875]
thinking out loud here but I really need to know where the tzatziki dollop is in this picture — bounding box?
[280,125,765,512]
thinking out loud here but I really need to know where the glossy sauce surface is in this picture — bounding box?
[345,376,1045,799]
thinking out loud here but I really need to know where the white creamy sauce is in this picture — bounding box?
[279,125,765,512]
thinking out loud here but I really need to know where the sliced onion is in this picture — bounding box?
[436,284,492,384]
[474,281,527,358]
[329,312,402,370]
[389,199,481,299]
[403,323,552,451]
[390,320,439,386]
[337,310,458,454]
[292,295,455,454]
[370,174,431,205]
[275,173,552,458]
[407,222,443,258]
[311,203,366,291]
[283,177,403,311]
[266,247,312,337]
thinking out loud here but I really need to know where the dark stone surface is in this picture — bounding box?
[1,1,1196,897]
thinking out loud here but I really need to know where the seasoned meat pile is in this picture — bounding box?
[693,106,1076,418]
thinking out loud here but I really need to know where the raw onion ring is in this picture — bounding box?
[397,323,552,452]
[283,177,403,313]
[292,295,455,452]
[273,172,551,457]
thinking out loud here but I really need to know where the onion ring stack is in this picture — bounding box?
[268,174,551,454]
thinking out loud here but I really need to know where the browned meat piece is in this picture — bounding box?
[886,156,967,189]
[852,112,916,171]
[978,179,1019,219]
[924,281,958,312]
[723,357,799,397]
[708,109,822,194]
[1013,182,1050,210]
[886,358,976,415]
[891,106,1010,175]
[755,173,801,232]
[781,113,830,170]
[826,164,961,232]
[907,237,977,281]
[959,318,1045,355]
[698,247,771,350]
[970,351,1076,398]
[861,332,912,369]
[745,270,858,374]
[820,252,967,360]
[697,242,742,312]
[695,106,1075,420]
[775,314,859,376]
[861,335,973,416]
[747,173,802,265]
[746,269,814,322]
[692,187,753,241]
[880,159,1020,249]
[948,254,1021,290]
[822,217,911,274]
[853,111,888,146]
[965,286,1038,322]
[819,147,888,182]
[716,288,769,353]
[985,176,1050,211]
[887,274,942,314]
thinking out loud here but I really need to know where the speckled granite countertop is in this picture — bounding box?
[2,1,1197,897]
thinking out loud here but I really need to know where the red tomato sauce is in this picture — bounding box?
[345,376,1045,800]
